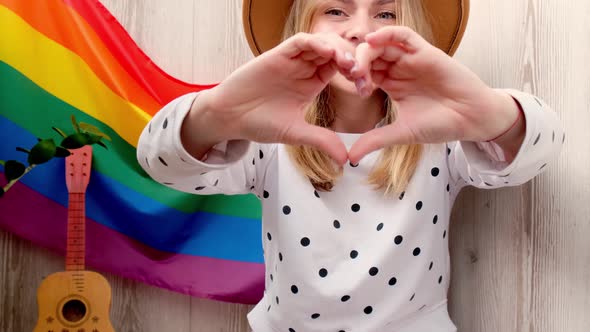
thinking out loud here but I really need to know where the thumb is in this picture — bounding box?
[284,123,349,166]
[348,122,415,165]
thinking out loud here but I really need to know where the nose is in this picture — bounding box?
[344,13,373,46]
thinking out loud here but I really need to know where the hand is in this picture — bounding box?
[202,32,356,165]
[347,26,519,164]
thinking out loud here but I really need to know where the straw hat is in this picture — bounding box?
[243,0,469,56]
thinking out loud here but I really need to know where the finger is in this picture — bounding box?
[285,123,349,166]
[365,26,426,53]
[316,61,339,84]
[351,42,383,79]
[347,122,415,165]
[284,33,336,60]
[371,59,390,71]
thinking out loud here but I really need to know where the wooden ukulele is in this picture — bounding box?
[34,145,114,332]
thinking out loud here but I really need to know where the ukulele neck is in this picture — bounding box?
[65,192,85,271]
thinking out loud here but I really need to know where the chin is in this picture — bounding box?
[329,74,359,96]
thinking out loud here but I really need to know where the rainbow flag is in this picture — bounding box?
[0,0,264,304]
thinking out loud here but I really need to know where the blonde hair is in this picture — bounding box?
[283,0,434,196]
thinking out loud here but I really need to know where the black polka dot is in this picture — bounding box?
[259,150,264,159]
[163,182,174,185]
[533,133,541,145]
[314,190,320,198]
[213,179,219,186]
[301,237,310,247]
[376,223,384,231]
[369,267,379,276]
[399,191,405,200]
[388,277,397,286]
[270,274,273,281]
[443,230,447,239]
[311,313,320,319]
[163,118,168,129]
[349,161,359,168]
[438,276,443,284]
[364,306,373,314]
[283,206,291,215]
[279,252,283,261]
[291,285,299,294]
[394,235,403,245]
[341,295,351,302]
[267,232,272,241]
[333,220,341,229]
[446,184,450,192]
[416,201,423,210]
[539,163,547,170]
[413,247,421,256]
[252,158,255,165]
[263,190,269,198]
[350,250,358,259]
[431,167,440,177]
[552,131,555,142]
[447,147,451,155]
[469,176,474,182]
[276,296,279,304]
[562,133,566,143]
[429,261,433,270]
[410,293,415,301]
[319,268,328,277]
[148,122,152,133]
[433,215,438,224]
[289,328,295,332]
[268,305,271,312]
[351,203,360,212]
[484,182,493,187]
[195,186,206,191]
[158,156,168,166]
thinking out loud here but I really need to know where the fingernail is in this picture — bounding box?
[355,78,366,93]
[355,78,366,90]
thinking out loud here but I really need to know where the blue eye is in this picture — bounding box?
[376,11,396,20]
[325,9,346,16]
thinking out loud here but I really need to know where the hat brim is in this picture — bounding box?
[243,0,469,56]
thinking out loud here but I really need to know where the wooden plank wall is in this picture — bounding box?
[1,0,588,331]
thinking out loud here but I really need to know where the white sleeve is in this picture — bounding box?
[447,88,565,191]
[136,92,276,197]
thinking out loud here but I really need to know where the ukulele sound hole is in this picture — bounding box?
[61,299,87,322]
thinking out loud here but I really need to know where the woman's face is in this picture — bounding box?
[310,0,398,96]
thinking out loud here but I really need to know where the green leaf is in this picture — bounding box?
[54,147,71,158]
[79,122,112,141]
[86,133,104,145]
[16,147,30,154]
[5,160,26,181]
[71,114,80,133]
[28,138,57,165]
[96,141,108,149]
[52,126,68,138]
[61,133,90,149]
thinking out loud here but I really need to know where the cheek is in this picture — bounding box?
[310,17,341,34]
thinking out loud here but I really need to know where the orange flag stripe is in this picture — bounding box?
[0,0,162,115]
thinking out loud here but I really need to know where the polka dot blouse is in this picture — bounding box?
[137,89,564,332]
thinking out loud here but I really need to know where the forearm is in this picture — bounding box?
[180,89,234,160]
